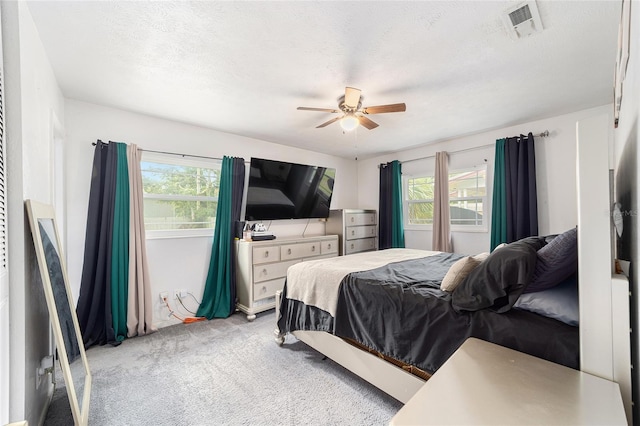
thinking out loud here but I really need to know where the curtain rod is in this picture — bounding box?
[92,140,225,162]
[397,130,550,166]
[142,148,224,162]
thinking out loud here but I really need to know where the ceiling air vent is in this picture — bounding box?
[502,1,543,39]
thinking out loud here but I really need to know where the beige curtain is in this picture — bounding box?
[433,151,452,252]
[126,144,156,337]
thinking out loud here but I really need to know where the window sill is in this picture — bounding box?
[145,229,214,240]
[404,225,488,234]
[450,226,488,233]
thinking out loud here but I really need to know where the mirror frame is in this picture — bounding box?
[26,199,91,425]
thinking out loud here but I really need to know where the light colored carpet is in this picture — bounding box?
[44,311,403,425]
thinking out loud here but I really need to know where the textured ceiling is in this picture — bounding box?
[27,1,620,159]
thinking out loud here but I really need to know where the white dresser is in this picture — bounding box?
[326,209,377,256]
[235,235,339,320]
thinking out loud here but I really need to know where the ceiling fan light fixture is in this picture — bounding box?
[298,86,403,131]
[340,114,359,131]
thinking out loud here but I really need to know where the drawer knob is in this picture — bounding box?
[262,268,267,276]
[287,248,292,255]
[264,251,269,257]
[351,230,355,236]
[350,217,355,222]
[351,243,355,249]
[311,245,316,252]
[262,286,266,293]
[327,243,331,249]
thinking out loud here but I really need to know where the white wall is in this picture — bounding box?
[612,1,640,421]
[2,1,64,424]
[357,104,613,255]
[64,99,358,327]
[0,8,8,424]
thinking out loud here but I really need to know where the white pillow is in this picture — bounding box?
[441,256,481,292]
[473,252,490,262]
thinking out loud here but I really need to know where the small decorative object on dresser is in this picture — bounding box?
[235,235,339,320]
[326,209,378,255]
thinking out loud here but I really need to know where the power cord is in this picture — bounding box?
[188,292,202,305]
[161,295,206,324]
[176,294,197,315]
[173,297,194,317]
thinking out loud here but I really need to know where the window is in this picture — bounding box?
[141,153,221,236]
[448,167,486,227]
[405,176,435,225]
[404,165,487,230]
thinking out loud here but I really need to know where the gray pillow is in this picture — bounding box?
[515,275,578,326]
[525,227,577,293]
[452,236,546,313]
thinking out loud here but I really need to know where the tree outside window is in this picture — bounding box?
[406,176,435,225]
[141,154,221,233]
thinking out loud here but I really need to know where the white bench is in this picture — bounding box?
[390,338,627,425]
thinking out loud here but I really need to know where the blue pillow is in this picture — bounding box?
[525,227,577,293]
[514,275,578,326]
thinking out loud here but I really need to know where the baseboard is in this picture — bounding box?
[153,317,183,329]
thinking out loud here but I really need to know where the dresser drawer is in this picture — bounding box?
[321,239,338,255]
[345,237,377,254]
[345,212,377,226]
[253,246,281,264]
[253,260,300,283]
[345,225,377,240]
[253,278,285,301]
[280,241,321,260]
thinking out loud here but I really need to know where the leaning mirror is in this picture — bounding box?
[26,200,91,426]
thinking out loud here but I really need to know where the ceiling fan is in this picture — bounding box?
[297,87,406,131]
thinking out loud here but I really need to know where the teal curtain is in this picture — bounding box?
[379,160,405,249]
[490,139,507,251]
[391,161,405,248]
[112,142,130,342]
[197,156,236,319]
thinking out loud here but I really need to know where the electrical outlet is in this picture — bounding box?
[36,355,54,389]
[159,291,168,302]
[174,289,188,299]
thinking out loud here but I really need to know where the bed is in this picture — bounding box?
[272,114,631,419]
[275,234,580,403]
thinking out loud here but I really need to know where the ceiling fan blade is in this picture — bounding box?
[316,116,342,128]
[358,115,379,130]
[297,107,340,113]
[362,103,406,114]
[344,87,361,109]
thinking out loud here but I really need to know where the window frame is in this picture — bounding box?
[141,152,222,239]
[403,164,488,233]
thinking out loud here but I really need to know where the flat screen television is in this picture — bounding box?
[245,157,336,221]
